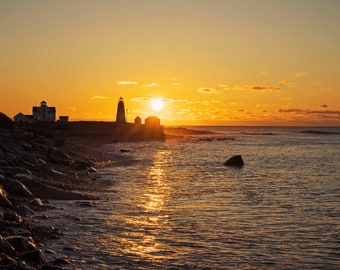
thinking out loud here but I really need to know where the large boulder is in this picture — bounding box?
[18,249,48,265]
[5,236,36,254]
[223,155,244,167]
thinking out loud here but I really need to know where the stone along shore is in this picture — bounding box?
[0,113,109,270]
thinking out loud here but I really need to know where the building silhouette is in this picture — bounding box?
[33,101,56,122]
[115,97,126,123]
[14,100,56,123]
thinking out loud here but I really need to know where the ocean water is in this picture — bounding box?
[39,126,340,269]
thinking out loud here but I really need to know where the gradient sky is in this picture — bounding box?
[1,0,339,125]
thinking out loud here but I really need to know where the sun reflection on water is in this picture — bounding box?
[121,149,172,260]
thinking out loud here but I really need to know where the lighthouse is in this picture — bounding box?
[116,97,126,123]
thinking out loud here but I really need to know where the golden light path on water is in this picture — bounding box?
[115,149,172,261]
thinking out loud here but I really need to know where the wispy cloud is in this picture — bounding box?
[145,82,159,87]
[91,95,110,99]
[131,96,189,103]
[278,80,295,87]
[220,85,280,93]
[197,87,218,94]
[171,82,180,86]
[279,108,340,116]
[117,81,138,85]
[131,97,150,102]
[294,72,308,77]
[259,70,268,75]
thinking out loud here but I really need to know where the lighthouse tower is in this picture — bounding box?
[116,97,126,123]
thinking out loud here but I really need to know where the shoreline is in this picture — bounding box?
[0,116,118,269]
[0,114,230,269]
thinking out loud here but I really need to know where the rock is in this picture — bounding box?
[14,173,36,182]
[53,258,72,265]
[0,141,24,154]
[1,166,32,177]
[4,152,19,165]
[17,205,36,217]
[40,265,66,270]
[9,228,31,237]
[5,179,34,198]
[86,166,98,173]
[73,160,95,170]
[18,249,48,265]
[0,235,16,256]
[48,147,71,165]
[0,252,18,268]
[3,211,23,222]
[5,236,36,253]
[29,198,43,207]
[0,185,13,208]
[11,125,26,140]
[223,155,244,167]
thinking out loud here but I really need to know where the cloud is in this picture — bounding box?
[294,72,308,77]
[320,104,328,108]
[131,96,189,103]
[117,81,138,85]
[278,80,295,87]
[219,84,280,92]
[131,97,150,102]
[197,87,218,94]
[145,82,159,87]
[171,82,180,86]
[279,108,340,116]
[259,70,268,75]
[91,95,110,100]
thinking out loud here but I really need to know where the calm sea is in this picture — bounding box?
[40,126,340,269]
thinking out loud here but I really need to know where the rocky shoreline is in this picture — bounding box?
[0,113,109,269]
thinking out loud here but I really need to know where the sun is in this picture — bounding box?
[150,98,164,111]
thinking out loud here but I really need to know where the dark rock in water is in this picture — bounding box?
[224,155,244,167]
[18,249,48,265]
[0,185,13,208]
[5,179,34,198]
[120,148,131,153]
[5,236,36,253]
[0,235,16,256]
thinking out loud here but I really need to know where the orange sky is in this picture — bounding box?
[1,0,339,126]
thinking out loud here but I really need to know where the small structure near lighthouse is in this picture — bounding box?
[115,97,126,123]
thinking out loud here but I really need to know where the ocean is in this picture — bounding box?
[40,126,340,269]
